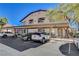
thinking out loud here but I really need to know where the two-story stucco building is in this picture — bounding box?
[17,9,70,38]
[20,10,50,34]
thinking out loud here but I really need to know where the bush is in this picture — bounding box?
[73,33,79,38]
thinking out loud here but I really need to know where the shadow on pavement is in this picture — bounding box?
[59,43,79,56]
[0,37,42,52]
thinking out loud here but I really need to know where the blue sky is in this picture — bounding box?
[0,3,58,25]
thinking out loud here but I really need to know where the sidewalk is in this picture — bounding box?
[50,38,74,42]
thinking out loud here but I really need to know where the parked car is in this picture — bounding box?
[0,32,15,38]
[31,32,50,43]
[15,33,22,38]
[74,38,79,49]
[22,32,50,43]
[21,33,32,41]
[28,33,49,43]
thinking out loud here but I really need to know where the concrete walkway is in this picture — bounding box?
[0,39,71,56]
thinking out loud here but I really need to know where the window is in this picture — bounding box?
[29,19,33,24]
[38,17,45,23]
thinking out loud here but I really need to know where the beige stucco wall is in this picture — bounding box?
[22,11,50,25]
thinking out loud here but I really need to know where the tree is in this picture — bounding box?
[0,18,8,24]
[47,4,79,30]
[59,4,79,30]
[47,4,79,38]
[46,8,65,23]
[0,17,8,29]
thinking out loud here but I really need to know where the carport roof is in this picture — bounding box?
[3,23,69,29]
[3,24,13,28]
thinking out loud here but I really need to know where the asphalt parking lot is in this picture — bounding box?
[0,37,42,52]
[0,38,75,56]
[0,38,68,56]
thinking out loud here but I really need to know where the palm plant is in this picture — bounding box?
[0,17,8,29]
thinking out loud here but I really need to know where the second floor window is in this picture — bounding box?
[38,17,45,23]
[29,19,33,24]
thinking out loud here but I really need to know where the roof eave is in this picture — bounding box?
[20,9,47,22]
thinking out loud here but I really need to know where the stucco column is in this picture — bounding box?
[49,27,52,40]
[57,28,59,38]
[64,27,69,38]
[57,28,61,38]
[14,28,17,34]
[60,28,63,38]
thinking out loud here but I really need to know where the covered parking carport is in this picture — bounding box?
[11,23,70,39]
[2,23,72,40]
